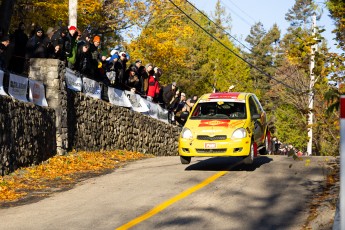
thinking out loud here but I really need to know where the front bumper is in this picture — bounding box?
[178,136,251,157]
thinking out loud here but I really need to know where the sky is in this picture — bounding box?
[188,0,339,53]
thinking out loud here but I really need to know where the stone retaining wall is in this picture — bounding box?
[0,96,56,175]
[0,59,180,174]
[67,91,181,155]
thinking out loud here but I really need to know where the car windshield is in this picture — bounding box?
[190,101,246,120]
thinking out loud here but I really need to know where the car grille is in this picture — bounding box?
[196,148,227,153]
[197,135,227,141]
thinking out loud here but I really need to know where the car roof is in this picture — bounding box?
[199,92,253,101]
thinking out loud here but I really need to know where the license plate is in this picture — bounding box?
[205,143,216,148]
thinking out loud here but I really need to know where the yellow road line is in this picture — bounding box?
[116,170,228,230]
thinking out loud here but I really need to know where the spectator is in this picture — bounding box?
[174,92,188,126]
[143,63,153,95]
[0,35,10,70]
[126,66,141,93]
[50,26,68,62]
[129,59,141,75]
[106,53,120,86]
[8,22,28,74]
[89,35,103,80]
[26,26,46,58]
[44,27,59,59]
[137,65,147,95]
[175,92,187,113]
[66,25,78,69]
[116,51,128,88]
[83,31,92,43]
[162,81,177,109]
[167,90,180,124]
[146,68,159,102]
[186,95,198,110]
[154,66,162,81]
[75,42,94,77]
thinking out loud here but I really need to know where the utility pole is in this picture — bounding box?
[307,14,317,156]
[69,0,78,27]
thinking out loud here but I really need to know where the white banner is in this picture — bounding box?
[8,74,28,102]
[156,104,169,123]
[82,77,101,99]
[28,79,48,106]
[143,99,169,123]
[65,68,82,91]
[144,100,159,119]
[124,90,149,113]
[0,70,7,96]
[108,87,132,107]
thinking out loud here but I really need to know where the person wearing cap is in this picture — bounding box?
[115,51,128,88]
[75,41,94,77]
[65,25,78,69]
[88,35,105,80]
[25,26,46,61]
[126,66,141,93]
[162,81,178,109]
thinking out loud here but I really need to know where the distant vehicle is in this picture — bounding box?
[178,92,270,165]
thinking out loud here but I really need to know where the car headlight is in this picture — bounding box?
[181,128,193,139]
[232,128,247,139]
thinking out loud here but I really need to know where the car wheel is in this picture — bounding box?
[180,156,191,164]
[259,135,269,155]
[243,142,254,165]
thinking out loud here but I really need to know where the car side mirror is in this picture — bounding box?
[251,114,260,120]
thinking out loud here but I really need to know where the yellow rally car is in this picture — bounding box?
[178,92,270,165]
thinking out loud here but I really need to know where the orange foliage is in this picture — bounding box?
[0,150,153,202]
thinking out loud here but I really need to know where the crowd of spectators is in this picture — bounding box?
[271,137,305,157]
[0,23,198,126]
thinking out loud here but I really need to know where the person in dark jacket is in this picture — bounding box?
[26,26,46,59]
[116,52,128,89]
[50,26,69,62]
[162,82,177,109]
[126,66,141,93]
[75,42,94,77]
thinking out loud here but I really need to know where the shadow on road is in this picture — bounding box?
[185,156,273,172]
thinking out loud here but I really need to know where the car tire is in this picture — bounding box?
[180,156,191,164]
[259,135,269,155]
[243,142,254,165]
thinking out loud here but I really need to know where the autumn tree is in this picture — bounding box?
[245,22,281,97]
[127,0,251,97]
[5,0,152,48]
[324,0,345,115]
[271,0,337,155]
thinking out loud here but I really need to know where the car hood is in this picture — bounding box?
[185,119,247,136]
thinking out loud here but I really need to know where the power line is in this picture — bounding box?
[172,0,300,92]
[186,0,253,53]
[186,0,311,93]
[221,0,255,27]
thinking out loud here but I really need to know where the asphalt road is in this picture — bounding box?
[0,155,333,230]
